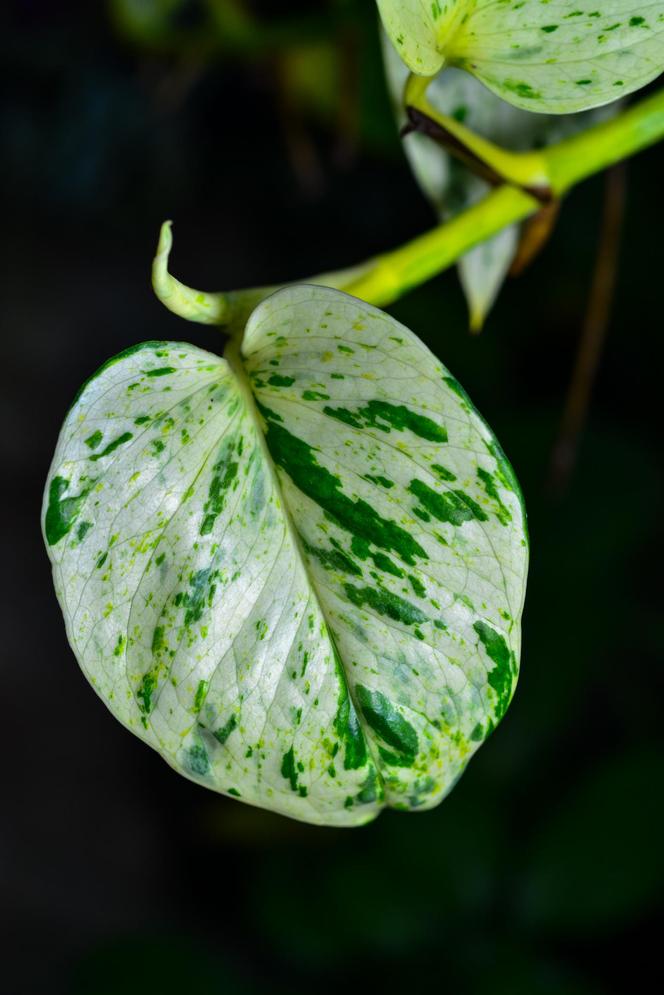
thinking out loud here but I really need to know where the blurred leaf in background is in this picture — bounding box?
[382,38,617,330]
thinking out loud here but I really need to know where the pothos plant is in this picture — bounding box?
[43,2,663,826]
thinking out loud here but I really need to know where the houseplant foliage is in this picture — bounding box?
[42,2,663,826]
[377,0,664,112]
[381,39,617,328]
[43,273,528,826]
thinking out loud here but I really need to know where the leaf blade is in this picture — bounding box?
[43,338,381,826]
[383,43,618,324]
[43,287,529,825]
[451,1,664,113]
[378,0,664,113]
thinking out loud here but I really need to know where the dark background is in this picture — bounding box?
[2,2,662,993]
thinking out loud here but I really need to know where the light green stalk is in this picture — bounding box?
[153,88,664,322]
[403,72,551,195]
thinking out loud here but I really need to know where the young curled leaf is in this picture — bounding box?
[378,0,664,113]
[42,286,528,826]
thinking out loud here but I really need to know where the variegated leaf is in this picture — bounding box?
[383,42,617,327]
[377,0,664,113]
[43,286,528,826]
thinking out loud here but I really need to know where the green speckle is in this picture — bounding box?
[442,374,469,403]
[333,661,369,770]
[281,746,301,793]
[502,79,541,100]
[137,673,157,715]
[477,468,512,526]
[76,521,93,542]
[187,744,209,776]
[541,24,558,32]
[321,406,361,429]
[151,625,166,654]
[181,567,218,627]
[408,479,488,526]
[84,430,103,450]
[200,440,239,535]
[144,366,176,377]
[408,574,426,598]
[356,686,419,761]
[193,679,208,714]
[483,438,519,495]
[456,592,475,612]
[629,16,645,26]
[356,768,382,805]
[44,476,94,546]
[89,431,133,462]
[378,747,414,768]
[363,474,394,489]
[323,400,447,442]
[473,621,517,720]
[268,374,295,387]
[213,714,238,745]
[371,552,403,577]
[352,535,403,576]
[302,390,330,401]
[344,583,426,626]
[431,463,456,482]
[301,534,362,577]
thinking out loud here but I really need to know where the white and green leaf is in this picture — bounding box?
[378,0,664,113]
[42,286,528,826]
[383,41,617,326]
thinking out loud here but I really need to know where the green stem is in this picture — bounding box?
[153,88,664,321]
[342,88,664,307]
[547,88,664,194]
[341,186,535,308]
[403,73,550,196]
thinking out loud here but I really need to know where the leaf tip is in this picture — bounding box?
[156,218,173,257]
[151,220,230,326]
[468,307,486,335]
[152,219,174,295]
